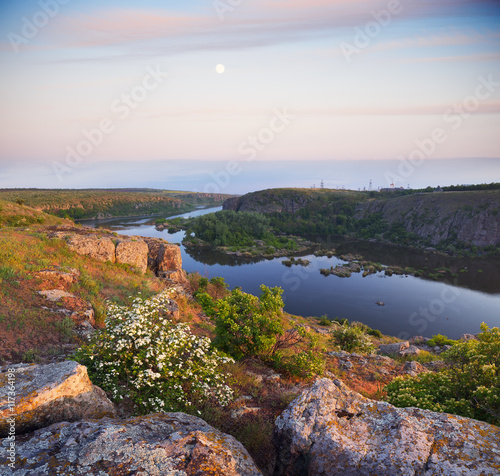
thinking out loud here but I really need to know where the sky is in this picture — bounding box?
[0,0,499,193]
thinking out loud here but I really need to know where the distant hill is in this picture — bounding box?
[223,187,500,251]
[0,199,70,228]
[0,189,231,220]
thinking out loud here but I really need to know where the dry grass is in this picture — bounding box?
[0,228,165,363]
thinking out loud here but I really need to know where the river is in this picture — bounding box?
[83,207,500,340]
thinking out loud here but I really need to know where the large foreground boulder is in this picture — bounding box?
[0,361,116,437]
[274,378,500,476]
[1,412,262,475]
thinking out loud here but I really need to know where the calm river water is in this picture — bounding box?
[84,207,500,339]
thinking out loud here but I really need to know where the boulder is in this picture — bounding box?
[37,289,76,302]
[274,378,500,476]
[115,238,149,274]
[460,333,478,341]
[144,237,185,282]
[2,413,262,475]
[403,360,429,377]
[0,361,116,437]
[378,341,410,355]
[66,235,116,263]
[399,345,421,357]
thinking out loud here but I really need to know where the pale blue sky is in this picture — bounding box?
[0,0,499,192]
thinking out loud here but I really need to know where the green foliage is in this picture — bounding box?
[366,328,383,338]
[53,317,75,341]
[75,291,234,414]
[213,285,285,360]
[21,348,40,363]
[385,323,500,425]
[272,350,324,378]
[185,210,271,247]
[317,315,332,326]
[331,323,375,354]
[427,334,458,347]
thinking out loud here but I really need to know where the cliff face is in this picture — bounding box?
[354,191,500,247]
[223,189,500,248]
[223,189,319,214]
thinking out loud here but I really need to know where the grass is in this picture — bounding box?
[0,227,166,362]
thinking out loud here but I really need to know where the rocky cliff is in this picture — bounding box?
[223,189,500,248]
[223,189,315,214]
[354,191,500,247]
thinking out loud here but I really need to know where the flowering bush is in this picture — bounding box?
[331,323,375,354]
[385,323,500,425]
[75,290,234,414]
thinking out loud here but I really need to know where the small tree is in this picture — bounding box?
[213,285,285,360]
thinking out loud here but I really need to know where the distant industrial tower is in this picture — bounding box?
[320,180,324,189]
[369,179,372,191]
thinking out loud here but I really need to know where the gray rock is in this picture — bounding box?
[1,413,262,476]
[0,361,116,437]
[340,360,353,370]
[274,378,500,476]
[67,235,116,263]
[403,360,429,377]
[399,345,422,357]
[460,333,478,341]
[378,341,410,355]
[37,289,76,302]
[409,336,430,345]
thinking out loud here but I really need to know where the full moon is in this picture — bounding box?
[216,64,225,74]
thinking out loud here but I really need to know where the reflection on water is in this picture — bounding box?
[83,207,500,339]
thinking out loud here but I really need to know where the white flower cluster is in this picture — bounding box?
[77,290,234,413]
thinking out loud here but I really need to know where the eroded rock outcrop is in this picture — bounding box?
[49,228,185,280]
[66,235,116,263]
[115,238,149,274]
[0,361,116,437]
[274,378,500,476]
[2,412,262,476]
[144,237,185,283]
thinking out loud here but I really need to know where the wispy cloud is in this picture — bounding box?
[22,0,499,61]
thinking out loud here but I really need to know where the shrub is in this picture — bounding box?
[366,328,383,338]
[331,323,375,354]
[75,291,234,414]
[427,333,458,347]
[213,285,285,360]
[385,323,500,425]
[272,350,324,379]
[317,315,332,326]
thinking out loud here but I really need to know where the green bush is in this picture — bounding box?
[317,315,332,326]
[331,323,375,354]
[427,333,458,347]
[213,285,285,360]
[385,323,500,425]
[75,291,234,414]
[272,350,324,379]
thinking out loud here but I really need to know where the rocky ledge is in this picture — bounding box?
[1,413,262,476]
[274,378,500,476]
[0,361,116,438]
[48,226,184,281]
